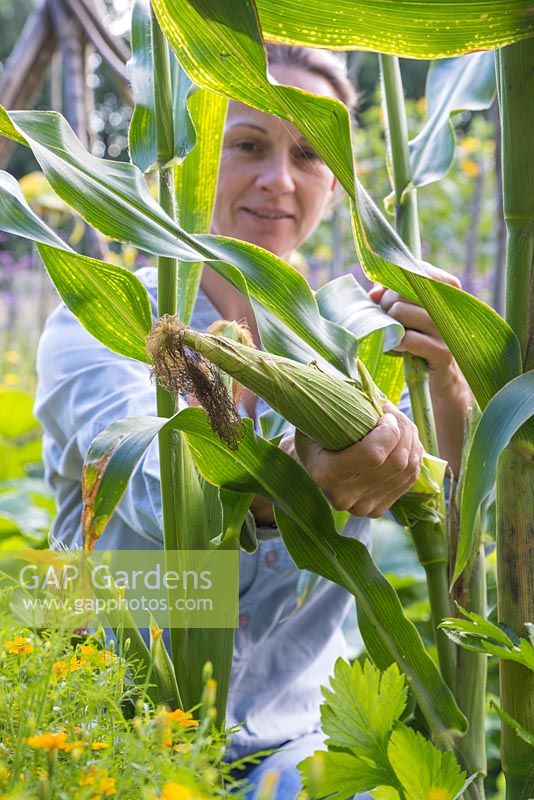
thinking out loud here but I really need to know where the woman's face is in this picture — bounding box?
[211,65,339,260]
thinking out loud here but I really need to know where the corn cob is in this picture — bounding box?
[148,316,382,448]
[147,316,445,504]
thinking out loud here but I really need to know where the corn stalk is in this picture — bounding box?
[150,8,238,717]
[378,54,455,687]
[495,38,534,799]
[379,54,488,796]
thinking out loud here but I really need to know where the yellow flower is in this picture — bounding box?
[0,765,10,780]
[90,742,108,751]
[161,709,199,728]
[460,157,481,177]
[63,740,85,755]
[416,97,427,114]
[80,643,96,656]
[3,373,19,386]
[461,135,480,153]
[173,741,192,754]
[427,790,449,800]
[80,766,116,797]
[150,626,163,640]
[26,732,69,751]
[6,350,20,364]
[97,650,118,666]
[161,782,194,800]
[3,637,34,655]
[53,656,86,675]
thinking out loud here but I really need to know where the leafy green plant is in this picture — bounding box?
[300,659,476,800]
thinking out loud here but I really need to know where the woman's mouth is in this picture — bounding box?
[241,207,294,222]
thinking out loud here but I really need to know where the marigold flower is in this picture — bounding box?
[97,650,118,666]
[26,732,69,751]
[80,766,116,797]
[160,782,194,800]
[53,656,86,675]
[80,644,95,656]
[460,157,481,178]
[64,740,85,754]
[3,636,34,655]
[162,709,199,728]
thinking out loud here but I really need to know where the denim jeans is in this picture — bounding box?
[233,731,373,800]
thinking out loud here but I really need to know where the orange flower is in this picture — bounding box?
[162,709,199,728]
[80,643,95,656]
[3,636,34,655]
[160,783,195,800]
[64,740,85,755]
[53,656,86,676]
[97,650,118,666]
[460,157,481,178]
[80,766,116,797]
[26,732,69,751]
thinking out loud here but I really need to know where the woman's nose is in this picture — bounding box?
[256,152,295,194]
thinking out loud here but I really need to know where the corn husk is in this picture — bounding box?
[147,317,446,525]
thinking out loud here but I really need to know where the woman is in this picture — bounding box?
[35,45,471,798]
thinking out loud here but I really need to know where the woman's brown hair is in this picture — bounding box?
[265,43,358,113]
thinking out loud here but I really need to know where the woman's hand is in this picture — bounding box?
[280,403,423,518]
[369,264,472,474]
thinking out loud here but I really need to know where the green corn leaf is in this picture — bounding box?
[454,372,534,582]
[151,0,523,412]
[316,274,404,351]
[315,274,406,400]
[409,52,496,189]
[387,726,472,800]
[321,659,407,765]
[299,748,388,800]
[128,0,197,172]
[218,488,254,548]
[82,407,466,743]
[255,0,534,57]
[127,0,158,172]
[0,108,364,379]
[175,88,227,324]
[150,621,182,709]
[0,170,68,250]
[171,56,196,162]
[490,701,534,748]
[440,606,534,672]
[37,243,153,363]
[0,172,153,362]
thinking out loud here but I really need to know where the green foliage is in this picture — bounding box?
[0,389,53,549]
[440,607,534,672]
[0,624,250,798]
[299,660,473,800]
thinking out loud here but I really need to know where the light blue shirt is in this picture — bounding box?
[35,266,375,760]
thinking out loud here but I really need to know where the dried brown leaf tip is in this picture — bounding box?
[146,316,244,450]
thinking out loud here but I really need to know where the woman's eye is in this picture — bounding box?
[295,147,321,163]
[235,141,260,152]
